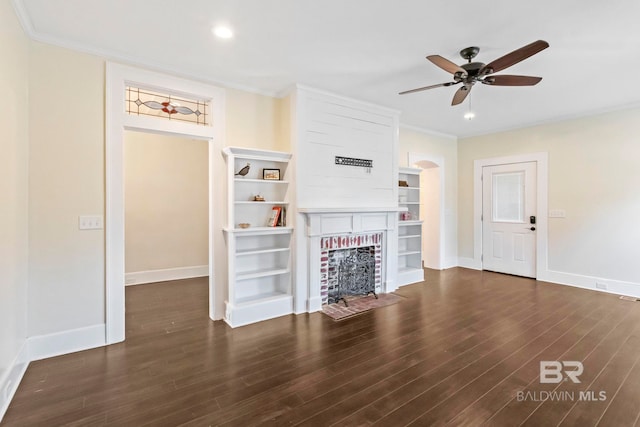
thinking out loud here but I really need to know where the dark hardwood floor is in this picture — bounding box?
[4,268,640,426]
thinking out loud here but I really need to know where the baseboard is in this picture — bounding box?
[538,270,640,299]
[442,257,460,270]
[0,341,29,423]
[457,257,482,270]
[28,324,106,362]
[125,265,208,286]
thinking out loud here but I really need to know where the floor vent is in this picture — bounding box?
[619,295,640,302]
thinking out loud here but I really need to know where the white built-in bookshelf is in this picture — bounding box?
[397,167,425,285]
[222,147,293,327]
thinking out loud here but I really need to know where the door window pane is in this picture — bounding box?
[492,172,524,222]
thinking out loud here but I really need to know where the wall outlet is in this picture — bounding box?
[79,215,103,230]
[596,282,608,290]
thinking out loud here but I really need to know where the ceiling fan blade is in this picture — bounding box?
[399,81,459,95]
[481,40,549,74]
[427,55,466,75]
[482,75,543,86]
[452,85,472,106]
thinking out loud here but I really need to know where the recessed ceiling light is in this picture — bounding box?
[213,26,233,39]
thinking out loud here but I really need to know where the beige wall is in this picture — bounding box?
[399,127,458,266]
[0,0,29,382]
[458,108,640,284]
[124,132,208,273]
[26,42,283,337]
[28,42,106,336]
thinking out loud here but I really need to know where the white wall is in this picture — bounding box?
[124,132,208,276]
[0,0,29,416]
[458,108,640,289]
[294,88,399,209]
[399,127,458,268]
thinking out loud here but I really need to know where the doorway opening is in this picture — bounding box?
[409,153,445,270]
[106,63,225,344]
[123,131,209,293]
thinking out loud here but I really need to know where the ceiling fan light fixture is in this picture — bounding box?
[464,111,475,121]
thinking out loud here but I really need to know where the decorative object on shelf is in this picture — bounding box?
[399,180,409,187]
[222,146,293,328]
[335,156,373,168]
[277,206,287,227]
[400,211,412,221]
[267,206,282,227]
[262,168,280,180]
[235,163,251,176]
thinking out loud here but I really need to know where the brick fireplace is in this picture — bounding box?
[296,208,401,313]
[321,232,382,304]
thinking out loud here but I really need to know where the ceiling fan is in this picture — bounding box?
[400,40,549,106]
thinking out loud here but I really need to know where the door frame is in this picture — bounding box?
[106,63,225,344]
[473,152,548,278]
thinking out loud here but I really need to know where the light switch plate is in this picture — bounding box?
[79,215,103,230]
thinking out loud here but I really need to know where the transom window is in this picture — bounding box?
[125,86,209,126]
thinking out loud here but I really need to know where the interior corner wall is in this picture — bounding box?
[458,108,640,288]
[0,0,30,414]
[398,127,458,267]
[226,87,283,151]
[28,41,106,337]
[124,132,208,277]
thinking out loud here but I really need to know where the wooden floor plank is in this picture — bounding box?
[2,270,639,427]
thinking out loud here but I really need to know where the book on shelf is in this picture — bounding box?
[266,206,282,227]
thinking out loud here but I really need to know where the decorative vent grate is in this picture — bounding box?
[125,86,209,126]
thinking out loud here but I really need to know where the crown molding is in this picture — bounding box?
[458,101,640,140]
[399,123,457,140]
[10,0,280,99]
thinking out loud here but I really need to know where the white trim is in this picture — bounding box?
[400,123,457,140]
[10,0,277,99]
[125,265,208,286]
[538,270,640,299]
[458,102,640,139]
[457,257,482,270]
[0,342,29,423]
[473,152,549,279]
[106,63,224,344]
[28,324,106,362]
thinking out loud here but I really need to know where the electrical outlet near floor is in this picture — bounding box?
[596,282,608,290]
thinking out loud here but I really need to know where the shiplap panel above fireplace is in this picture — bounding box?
[293,86,400,209]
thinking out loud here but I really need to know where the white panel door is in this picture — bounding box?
[482,162,537,277]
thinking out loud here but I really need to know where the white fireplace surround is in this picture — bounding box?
[299,207,402,312]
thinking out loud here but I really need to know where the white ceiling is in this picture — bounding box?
[14,0,640,137]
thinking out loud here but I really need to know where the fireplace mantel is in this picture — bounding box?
[298,208,400,312]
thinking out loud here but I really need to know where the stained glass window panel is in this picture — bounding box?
[125,86,209,126]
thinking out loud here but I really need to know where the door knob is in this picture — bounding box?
[530,227,536,231]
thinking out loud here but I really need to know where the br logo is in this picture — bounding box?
[540,361,583,383]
